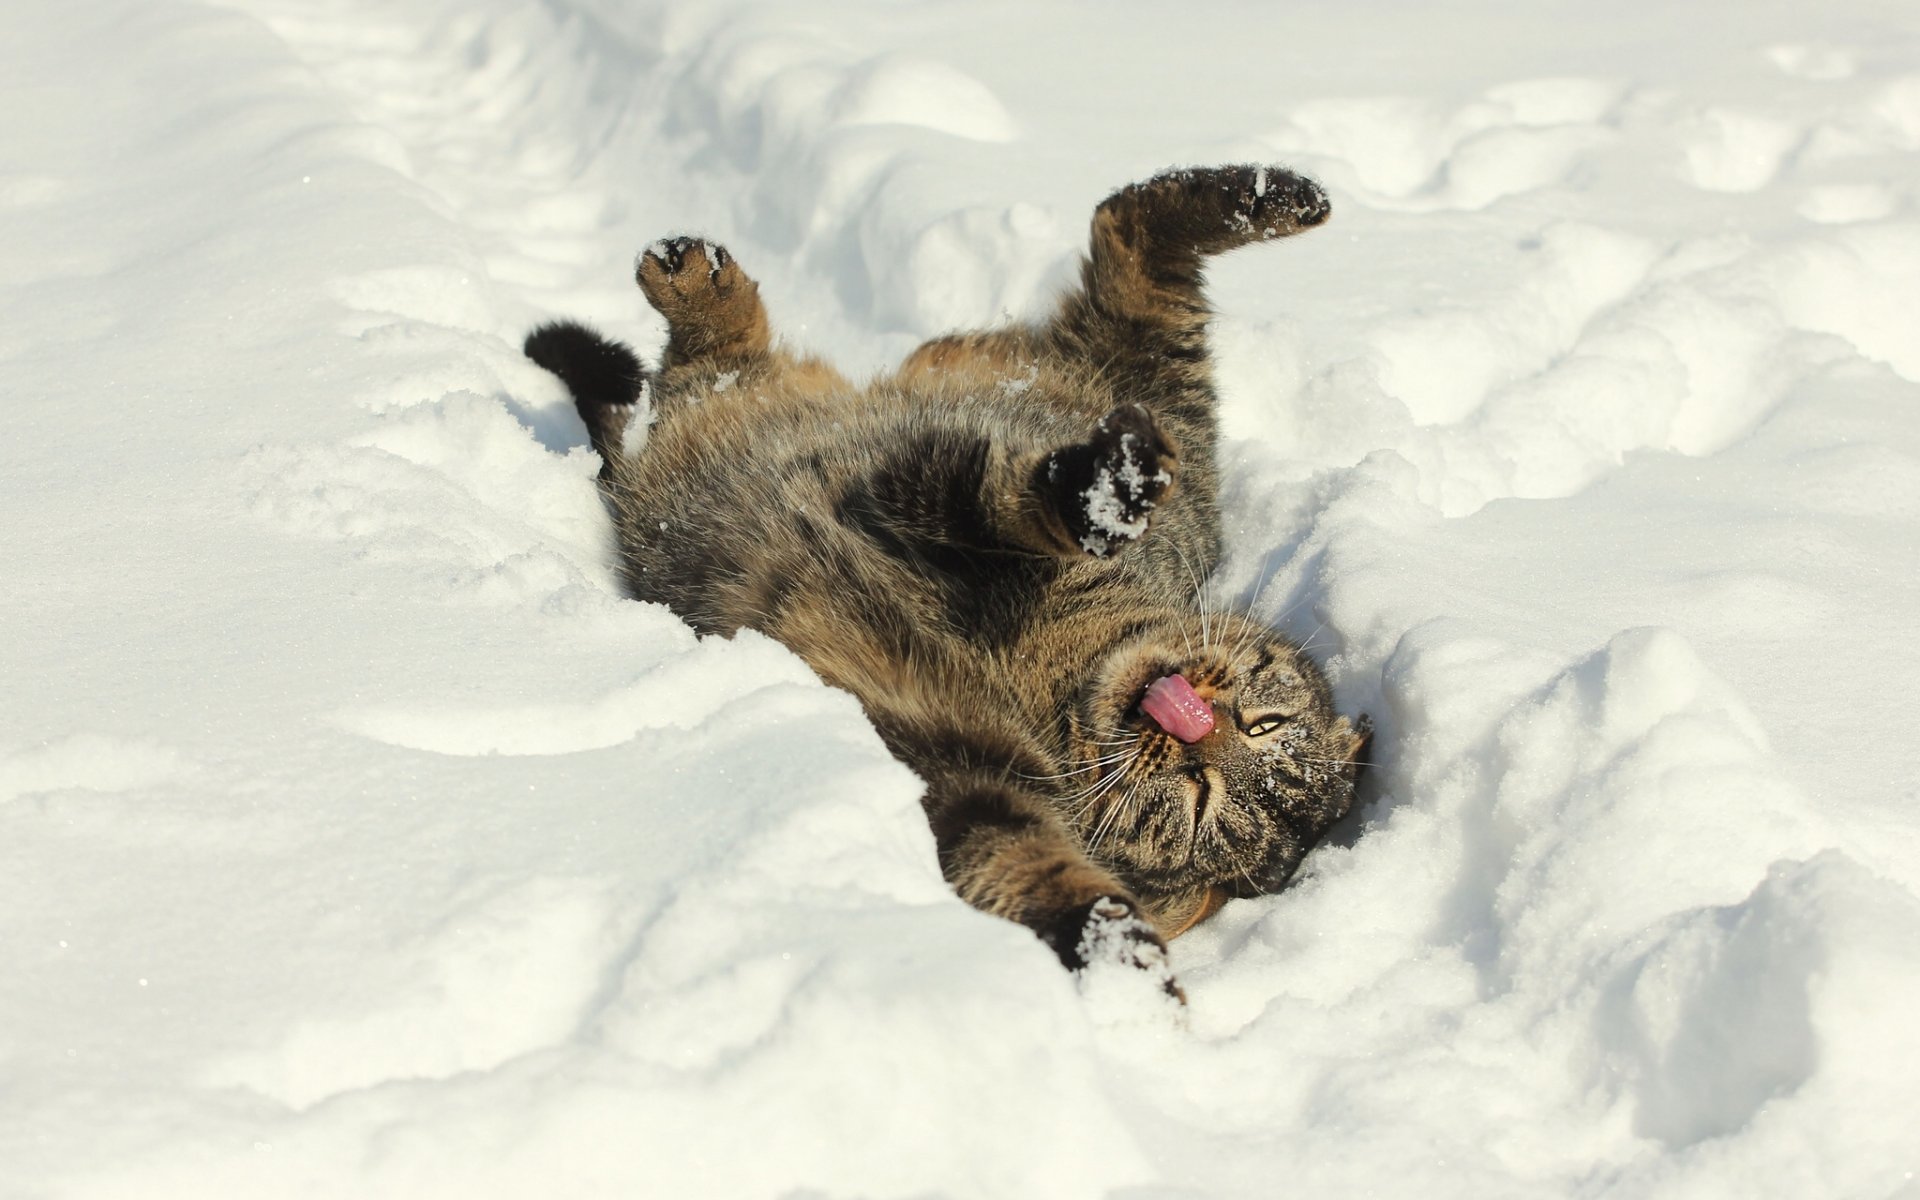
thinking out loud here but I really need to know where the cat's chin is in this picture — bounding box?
[1123,831,1294,915]
[1220,847,1307,899]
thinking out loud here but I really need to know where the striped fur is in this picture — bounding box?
[527,167,1366,990]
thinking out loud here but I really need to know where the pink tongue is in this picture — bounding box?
[1140,674,1215,743]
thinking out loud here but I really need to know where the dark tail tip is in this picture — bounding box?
[524,320,646,414]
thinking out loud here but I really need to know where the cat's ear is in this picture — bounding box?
[1336,713,1373,769]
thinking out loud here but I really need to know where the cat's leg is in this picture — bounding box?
[896,165,1324,385]
[523,319,652,482]
[863,705,1179,990]
[1067,164,1329,339]
[636,236,770,373]
[637,236,853,409]
[1042,164,1329,570]
[912,749,1182,996]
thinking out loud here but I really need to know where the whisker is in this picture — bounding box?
[1218,549,1285,665]
[1291,619,1328,656]
[1068,785,1118,823]
[1086,796,1116,845]
[1295,755,1366,768]
[1062,751,1133,792]
[1236,862,1262,896]
[1244,548,1283,615]
[1090,780,1139,852]
[1105,766,1160,854]
[1084,739,1149,805]
[1225,602,1266,665]
[1067,748,1140,818]
[1170,540,1214,651]
[1015,751,1135,783]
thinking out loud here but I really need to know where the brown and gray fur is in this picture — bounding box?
[525,165,1368,994]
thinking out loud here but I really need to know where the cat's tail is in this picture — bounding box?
[524,320,648,474]
[525,319,645,411]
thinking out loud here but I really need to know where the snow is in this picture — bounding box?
[1079,459,1151,555]
[1077,417,1173,556]
[3,0,1919,1196]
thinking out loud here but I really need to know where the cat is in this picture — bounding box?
[524,164,1368,997]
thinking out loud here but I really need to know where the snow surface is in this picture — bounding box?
[4,0,1920,1196]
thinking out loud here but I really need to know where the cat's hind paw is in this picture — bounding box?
[635,236,769,362]
[636,236,746,315]
[1228,164,1332,241]
[1101,163,1330,260]
[1041,404,1178,559]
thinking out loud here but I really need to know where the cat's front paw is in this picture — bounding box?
[1042,404,1179,558]
[1039,895,1185,1003]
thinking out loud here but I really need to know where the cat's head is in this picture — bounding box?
[1067,612,1369,905]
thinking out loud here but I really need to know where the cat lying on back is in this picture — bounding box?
[525,164,1367,997]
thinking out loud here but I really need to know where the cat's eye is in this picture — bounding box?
[1242,715,1289,738]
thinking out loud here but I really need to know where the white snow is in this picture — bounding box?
[1078,432,1160,556]
[1078,466,1147,555]
[4,0,1919,1197]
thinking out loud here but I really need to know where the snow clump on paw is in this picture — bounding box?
[1078,456,1154,555]
[1074,898,1186,1026]
[1075,413,1173,556]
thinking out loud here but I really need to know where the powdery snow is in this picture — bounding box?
[3,0,1919,1197]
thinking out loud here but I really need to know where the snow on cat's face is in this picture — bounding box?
[1067,613,1368,916]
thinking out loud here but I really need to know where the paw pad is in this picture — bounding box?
[637,237,738,296]
[634,236,769,361]
[1046,404,1177,558]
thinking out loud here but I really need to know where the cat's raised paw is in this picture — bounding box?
[1102,163,1330,258]
[1232,164,1332,238]
[1041,895,1185,1004]
[637,236,744,304]
[1042,404,1178,558]
[635,236,769,363]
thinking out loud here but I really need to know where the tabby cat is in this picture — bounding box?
[525,165,1368,996]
